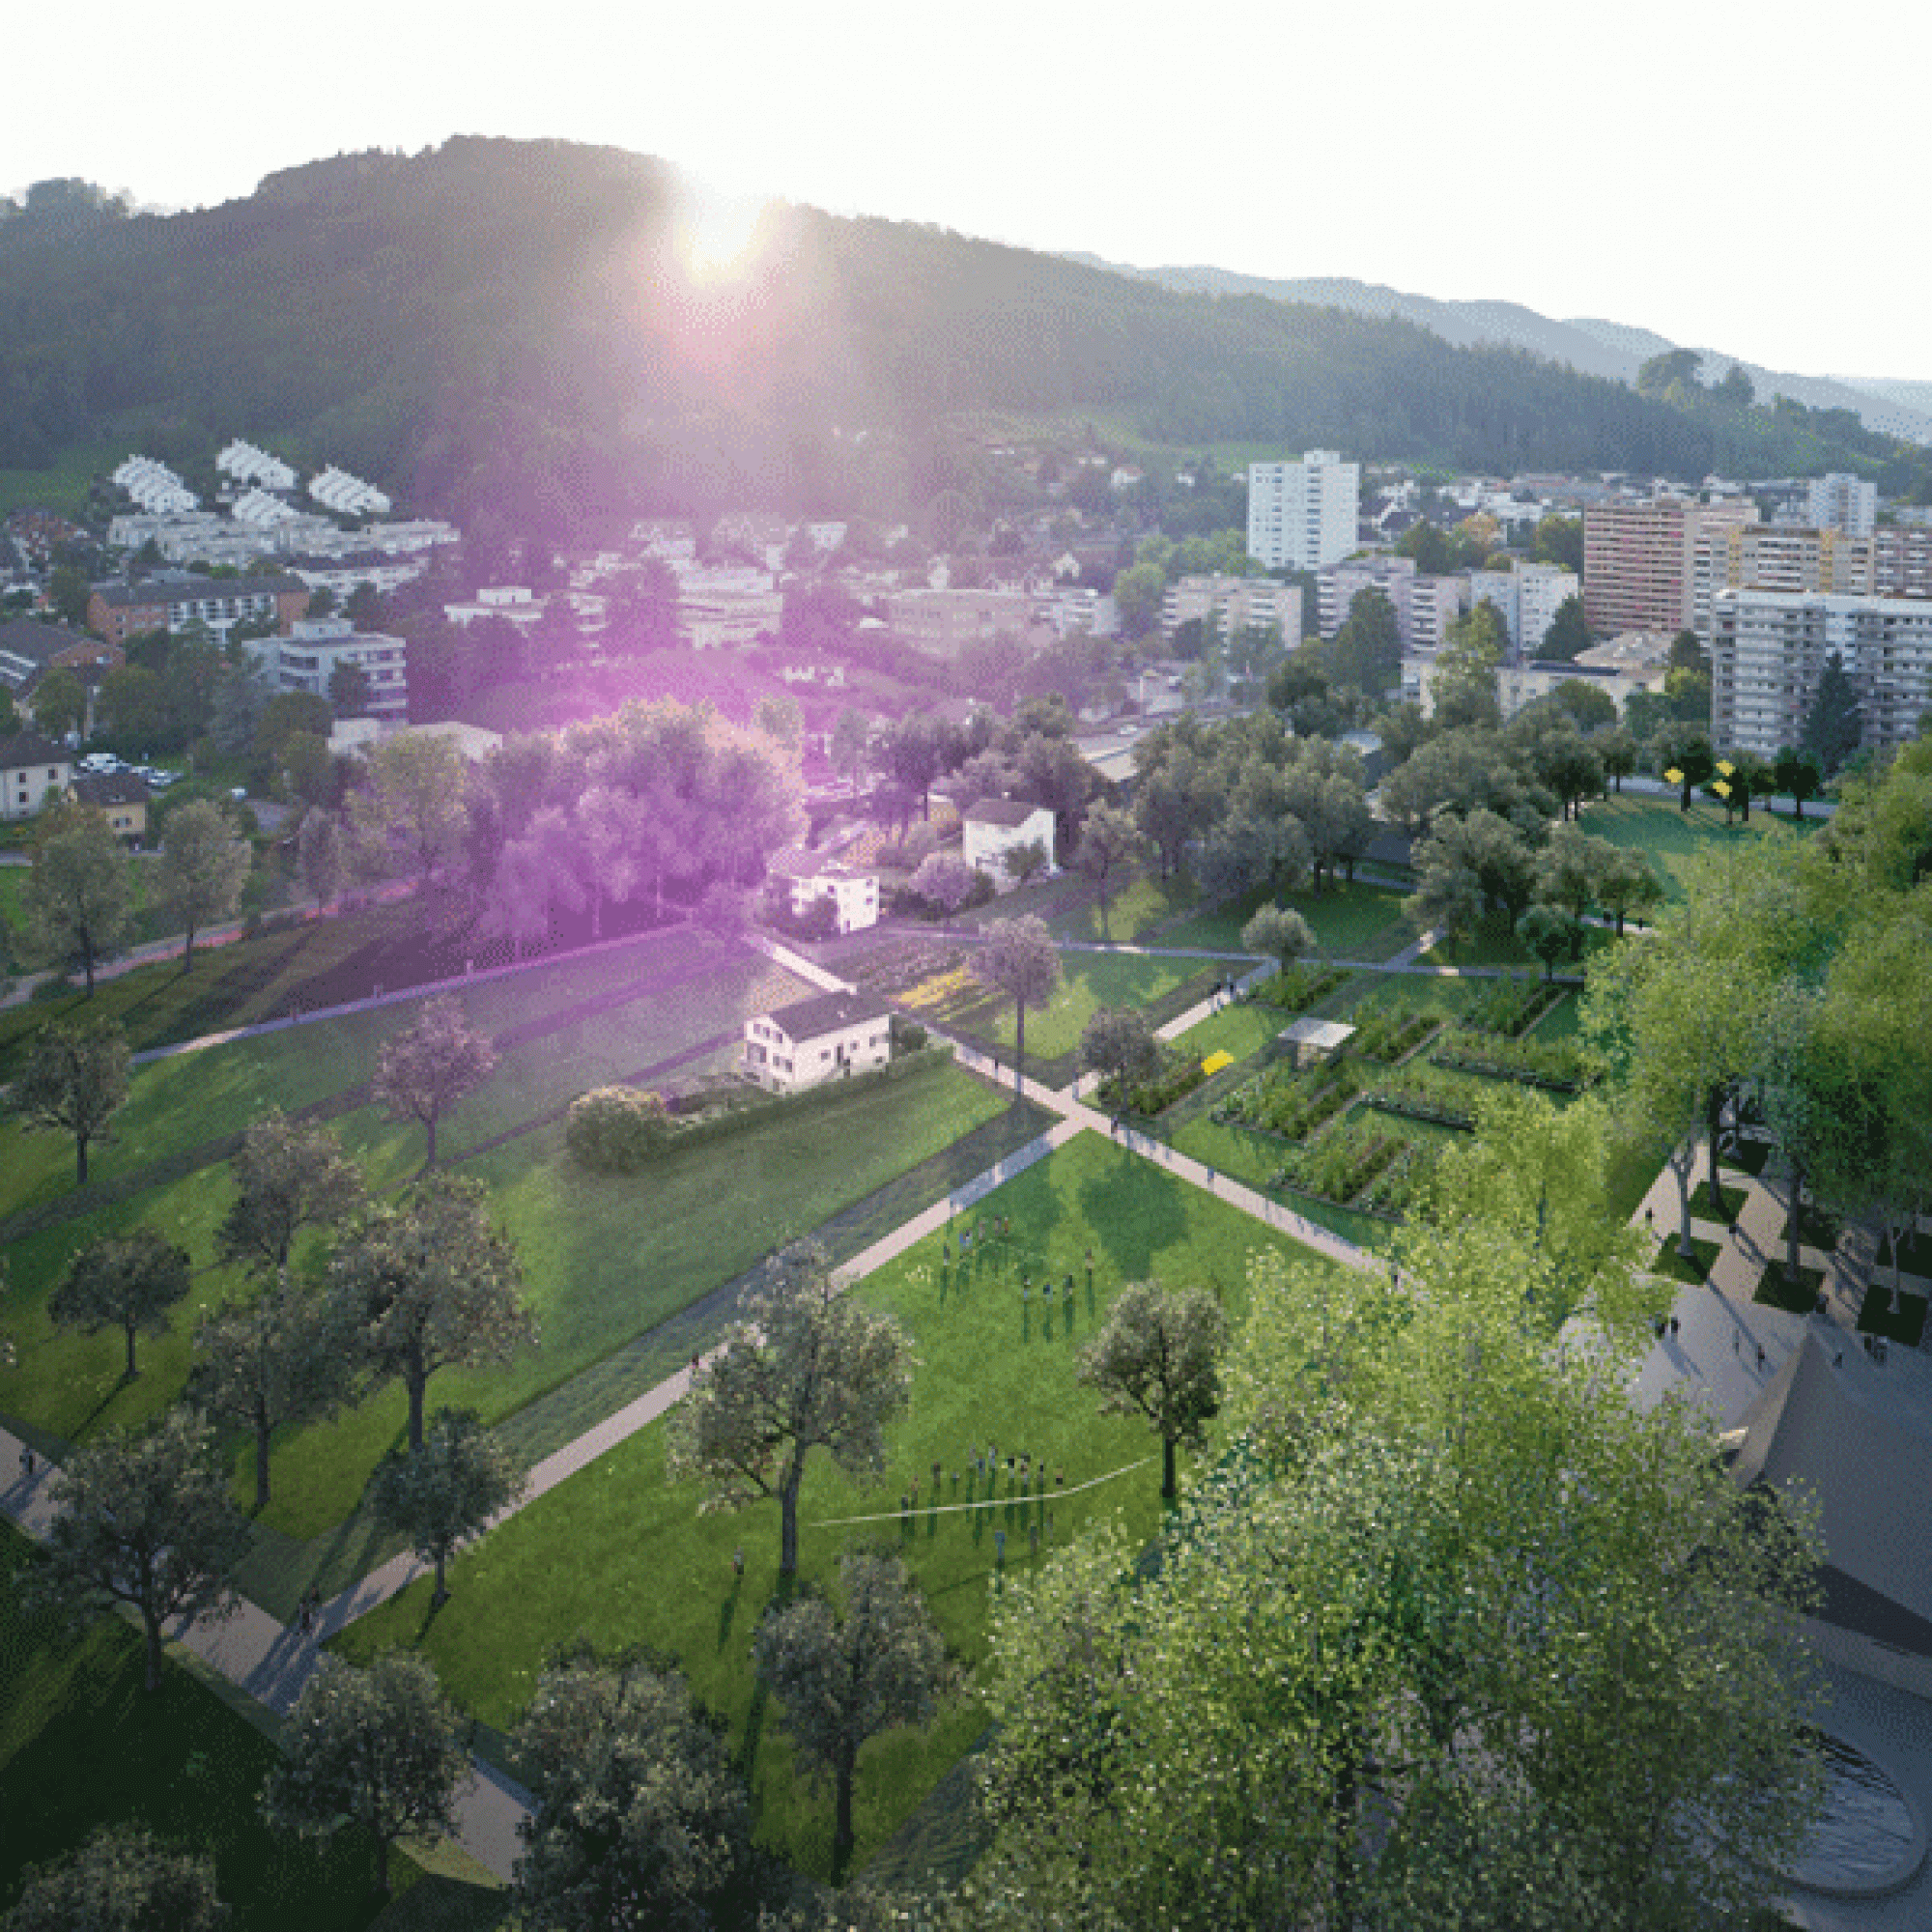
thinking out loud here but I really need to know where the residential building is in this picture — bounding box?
[1495,658,1665,723]
[1247,450,1361,572]
[887,589,1035,658]
[444,585,545,631]
[246,616,408,720]
[1319,557,1463,654]
[308,467,391,516]
[1873,526,1932,601]
[1805,472,1879,539]
[233,488,298,528]
[112,456,197,515]
[0,731,72,820]
[1583,497,1758,638]
[216,439,298,492]
[769,853,881,934]
[87,573,310,645]
[963,798,1058,885]
[1691,524,1873,638]
[1162,575,1303,649]
[742,988,893,1094]
[287,550,429,602]
[1711,588,1932,757]
[330,718,500,761]
[0,620,124,700]
[1464,561,1578,657]
[674,565,781,649]
[69,771,149,842]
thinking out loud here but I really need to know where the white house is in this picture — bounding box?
[770,853,880,934]
[1,731,72,821]
[743,989,893,1094]
[963,798,1057,889]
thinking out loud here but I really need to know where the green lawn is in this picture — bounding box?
[1167,994,1297,1069]
[1048,869,1202,945]
[0,1524,403,1930]
[1575,794,1821,899]
[986,952,1217,1063]
[1158,879,1409,958]
[336,1132,1341,1886]
[1649,1236,1721,1285]
[0,440,123,517]
[1,1060,1009,1548]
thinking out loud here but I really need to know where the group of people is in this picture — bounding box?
[897,1445,1066,1520]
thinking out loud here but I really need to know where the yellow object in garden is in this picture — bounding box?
[1201,1051,1235,1076]
[1717,758,1736,777]
[1663,766,1684,786]
[1713,780,1732,800]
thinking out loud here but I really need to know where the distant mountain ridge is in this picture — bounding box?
[1060,256,1932,449]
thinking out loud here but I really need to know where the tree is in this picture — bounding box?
[98,665,168,744]
[48,1229,191,1381]
[1538,593,1592,662]
[1073,801,1143,940]
[1653,725,1715,811]
[572,783,650,938]
[1595,846,1664,936]
[1773,745,1824,818]
[830,707,871,798]
[1327,586,1401,697]
[1516,903,1583,980]
[18,1016,128,1184]
[975,1231,1822,1931]
[1078,1005,1160,1096]
[349,730,469,889]
[327,660,373,717]
[1240,902,1316,976]
[908,849,976,927]
[666,1240,916,1578]
[1801,650,1863,779]
[1077,1280,1229,1500]
[1534,821,1617,922]
[4,1825,227,1932]
[33,1409,247,1692]
[1550,678,1617,734]
[155,799,251,970]
[1431,604,1506,731]
[1598,725,1639,792]
[25,799,131,994]
[217,1110,366,1290]
[373,995,498,1172]
[296,807,343,912]
[510,1648,752,1931]
[1112,561,1165,639]
[368,1407,525,1608]
[979,915,1061,1098]
[262,1653,470,1901]
[754,1550,952,1879]
[188,1281,349,1513]
[30,665,86,741]
[1000,837,1051,891]
[329,1175,534,1453]
[278,731,337,816]
[1410,808,1538,924]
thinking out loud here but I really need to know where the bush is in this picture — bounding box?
[891,1013,928,1054]
[29,972,76,1003]
[1252,963,1350,1014]
[1460,974,1563,1038]
[1431,1026,1589,1091]
[1348,1006,1441,1064]
[566,1085,676,1174]
[1099,1046,1208,1118]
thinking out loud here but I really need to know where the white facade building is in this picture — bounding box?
[742,989,893,1094]
[1805,472,1879,540]
[1162,575,1303,649]
[771,856,881,934]
[309,467,392,517]
[112,456,197,515]
[1,732,72,821]
[1247,450,1360,572]
[216,440,298,492]
[1711,588,1932,758]
[963,799,1058,887]
[1465,561,1578,657]
[444,585,545,630]
[248,616,408,721]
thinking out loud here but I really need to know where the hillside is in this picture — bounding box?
[2,137,1926,538]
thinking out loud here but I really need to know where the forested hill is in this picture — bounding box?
[1,137,1920,535]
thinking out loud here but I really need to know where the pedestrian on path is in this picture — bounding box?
[17,1446,33,1480]
[732,1548,745,1579]
[995,1529,1006,1566]
[1755,1342,1766,1370]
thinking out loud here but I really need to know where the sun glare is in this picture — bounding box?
[677,188,770,284]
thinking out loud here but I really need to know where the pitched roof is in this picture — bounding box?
[0,730,68,769]
[764,987,892,1041]
[0,618,94,667]
[95,574,304,608]
[964,796,1048,828]
[71,773,150,807]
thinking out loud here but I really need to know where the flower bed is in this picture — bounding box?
[1213,1063,1360,1142]
[1429,1026,1588,1092]
[1101,1049,1210,1118]
[1348,1007,1441,1064]
[1268,1117,1407,1205]
[1459,974,1565,1038]
[1252,963,1350,1014]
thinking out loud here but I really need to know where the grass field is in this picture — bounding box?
[1047,870,1203,945]
[0,1057,1009,1546]
[336,1132,1340,1886]
[0,1524,402,1930]
[986,951,1217,1063]
[1158,879,1410,958]
[1575,793,1822,898]
[0,441,122,518]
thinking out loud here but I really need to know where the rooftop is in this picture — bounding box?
[765,987,893,1041]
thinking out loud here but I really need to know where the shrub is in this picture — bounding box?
[1269,1117,1406,1206]
[1431,1027,1589,1090]
[891,1013,928,1054]
[565,1085,676,1173]
[30,972,76,1003]
[1100,1047,1208,1118]
[1215,1063,1359,1141]
[1348,1006,1440,1064]
[1460,973,1563,1037]
[1252,963,1350,1014]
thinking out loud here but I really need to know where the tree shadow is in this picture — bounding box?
[1080,1151,1192,1283]
[716,1572,744,1652]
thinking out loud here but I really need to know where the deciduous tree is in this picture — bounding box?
[1240,901,1316,976]
[18,1015,128,1184]
[1077,1280,1229,1499]
[978,915,1061,1098]
[5,1825,226,1932]
[368,1407,524,1608]
[328,1174,536,1453]
[33,1409,246,1692]
[754,1550,952,1879]
[48,1228,190,1380]
[25,799,131,994]
[1072,801,1143,940]
[262,1653,469,1901]
[156,799,251,970]
[1078,1005,1160,1096]
[908,849,976,927]
[667,1241,916,1578]
[373,995,498,1172]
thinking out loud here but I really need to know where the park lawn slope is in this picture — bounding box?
[1158,879,1409,957]
[0,1523,398,1930]
[1574,793,1822,899]
[336,1132,1341,1885]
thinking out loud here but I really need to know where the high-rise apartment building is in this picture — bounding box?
[1247,450,1360,572]
[1805,472,1879,539]
[1317,557,1462,654]
[1465,561,1579,657]
[1873,525,1932,601]
[1583,497,1758,638]
[1710,588,1932,757]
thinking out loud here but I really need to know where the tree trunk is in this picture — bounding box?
[1161,1435,1178,1501]
[125,1319,139,1380]
[82,942,97,996]
[433,1549,448,1608]
[833,1752,857,1881]
[142,1605,165,1692]
[1787,1161,1805,1282]
[780,1463,804,1577]
[407,1353,427,1454]
[1672,1149,1695,1260]
[183,920,198,972]
[1706,1086,1725,1208]
[75,1132,90,1186]
[254,1399,273,1511]
[1013,1003,1026,1102]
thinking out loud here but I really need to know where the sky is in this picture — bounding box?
[10,0,1932,381]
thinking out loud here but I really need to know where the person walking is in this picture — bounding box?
[732,1548,745,1580]
[994,1529,1006,1566]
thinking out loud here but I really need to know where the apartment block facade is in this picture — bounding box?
[1247,450,1360,572]
[1710,588,1932,757]
[1465,561,1578,656]
[1162,575,1303,648]
[1583,498,1757,639]
[87,573,311,645]
[1319,556,1463,653]
[1805,472,1879,539]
